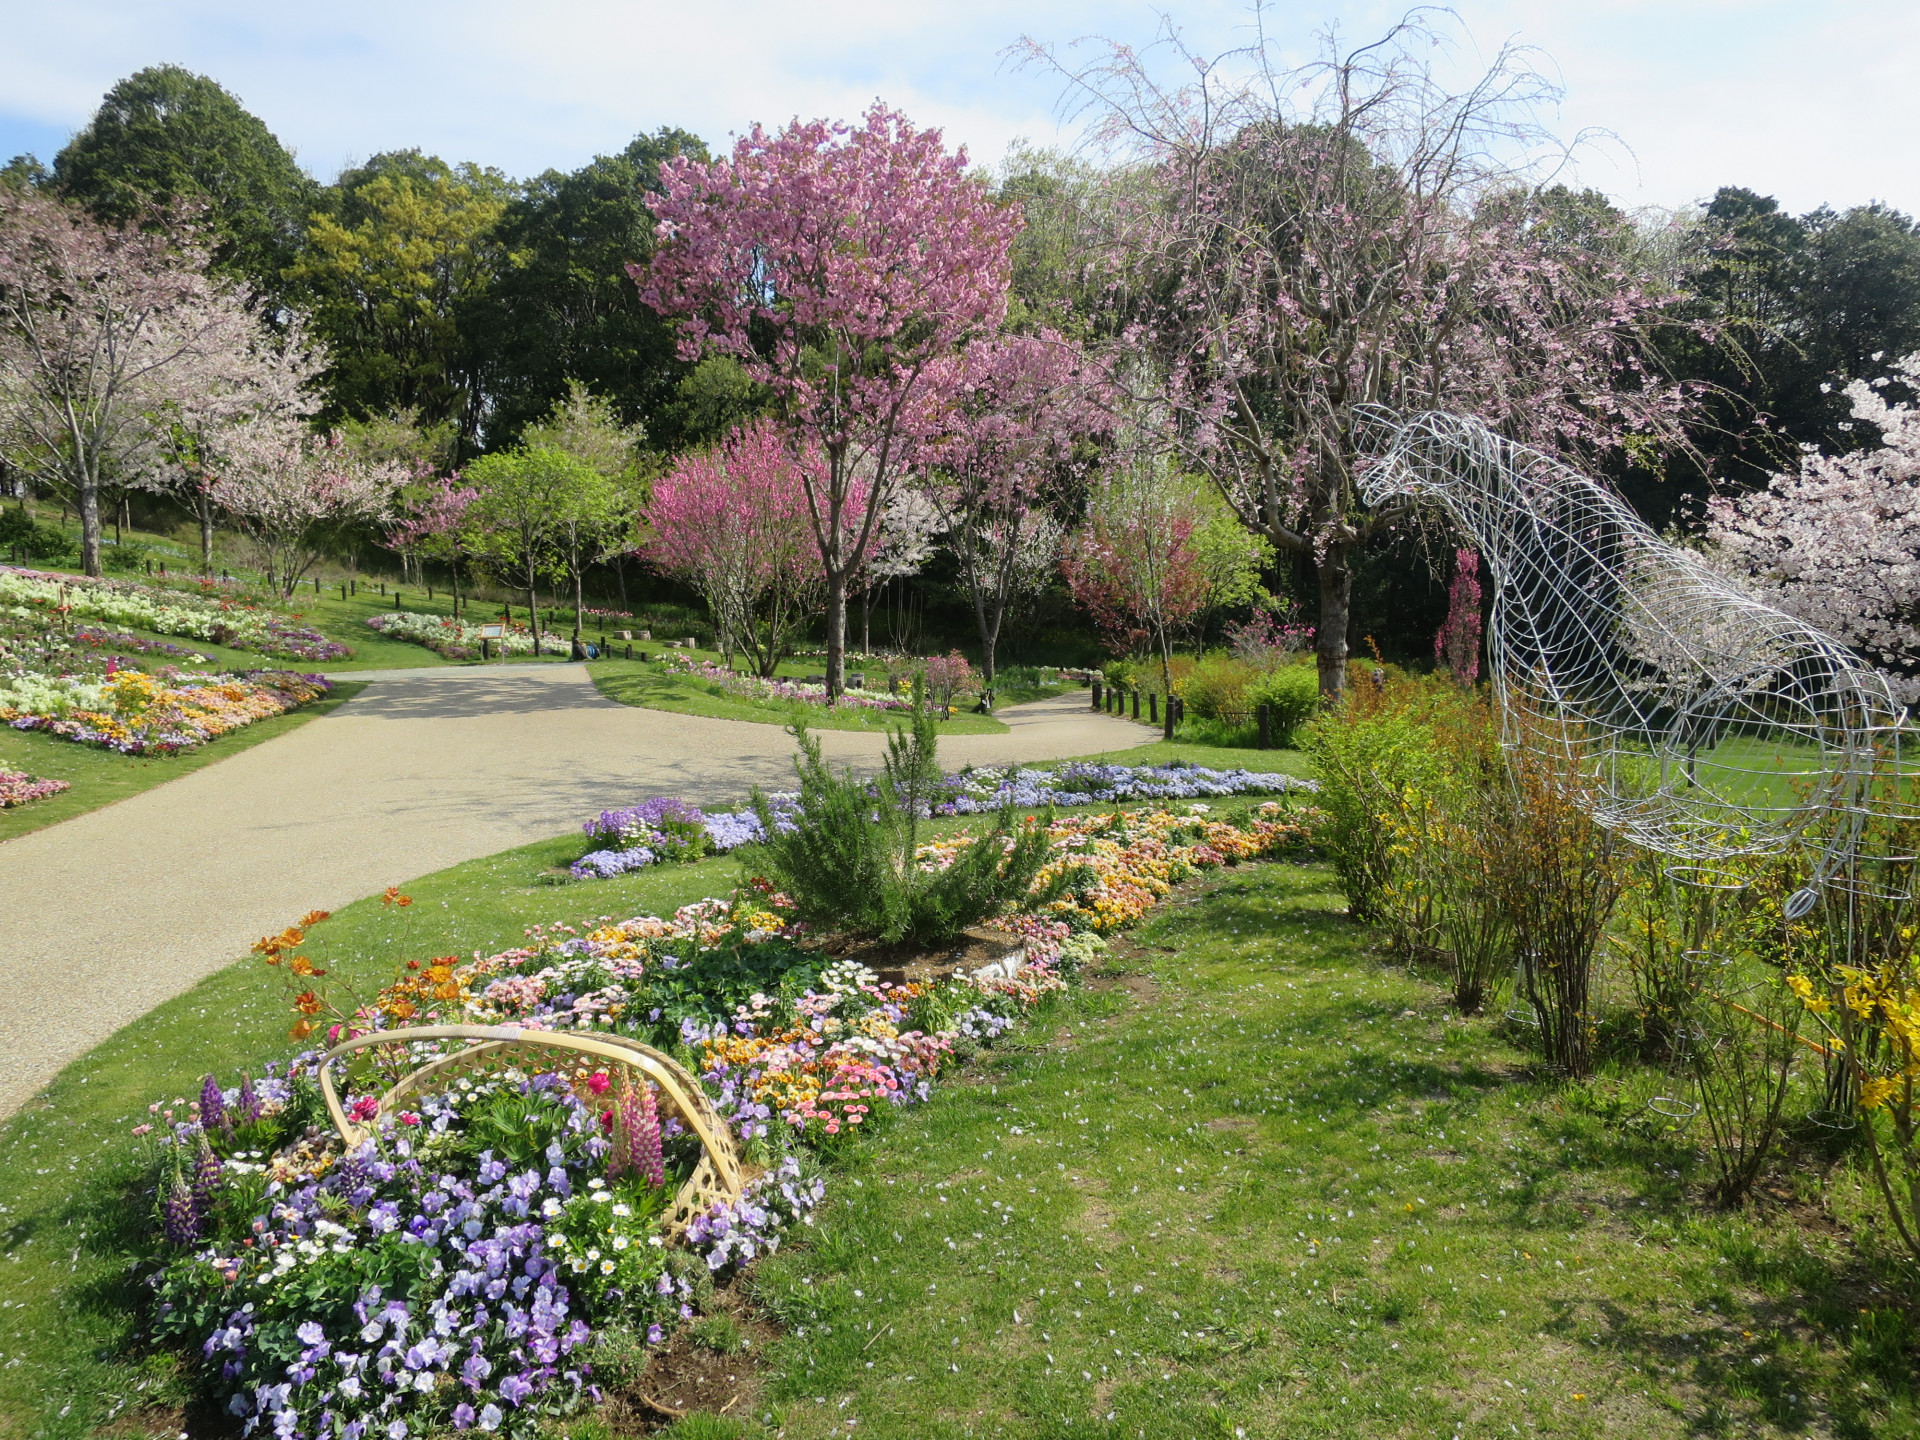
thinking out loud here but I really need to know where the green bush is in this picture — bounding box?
[0,509,73,560]
[1177,652,1257,720]
[1245,664,1321,746]
[746,700,1057,947]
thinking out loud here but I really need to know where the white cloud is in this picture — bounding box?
[0,0,1911,217]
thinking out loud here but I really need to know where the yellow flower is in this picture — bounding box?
[1859,1077,1899,1112]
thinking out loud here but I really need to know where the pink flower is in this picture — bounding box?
[347,1095,380,1122]
[131,1124,152,1137]
[586,1071,612,1096]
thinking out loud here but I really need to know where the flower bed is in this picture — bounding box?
[0,768,68,807]
[660,653,911,713]
[0,668,333,755]
[930,760,1317,813]
[72,625,212,661]
[0,565,350,661]
[565,761,1315,881]
[132,884,1095,1436]
[128,776,1323,1433]
[366,612,565,660]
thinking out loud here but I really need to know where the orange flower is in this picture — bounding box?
[382,887,413,908]
[294,991,323,1016]
[385,999,417,1020]
[289,956,327,978]
[300,910,332,927]
[289,1019,314,1041]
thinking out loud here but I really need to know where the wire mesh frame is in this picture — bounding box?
[1357,409,1914,911]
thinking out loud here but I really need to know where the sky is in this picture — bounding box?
[0,1,1913,219]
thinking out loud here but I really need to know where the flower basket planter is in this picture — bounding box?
[315,1024,746,1237]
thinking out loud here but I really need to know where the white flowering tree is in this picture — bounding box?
[0,190,261,576]
[1707,352,1920,698]
[207,420,405,599]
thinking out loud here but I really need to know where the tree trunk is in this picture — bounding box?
[615,556,628,611]
[526,561,540,651]
[824,569,848,700]
[78,479,102,577]
[197,494,216,573]
[1315,541,1353,697]
[572,549,584,642]
[861,586,871,659]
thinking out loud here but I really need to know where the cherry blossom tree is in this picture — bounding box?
[1706,353,1920,698]
[858,487,945,658]
[1435,549,1484,683]
[644,421,827,676]
[1061,444,1214,698]
[0,189,261,576]
[1019,15,1696,694]
[389,474,480,618]
[206,420,404,599]
[635,102,1020,698]
[155,313,327,573]
[922,331,1105,681]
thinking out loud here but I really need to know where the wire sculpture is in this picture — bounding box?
[1356,408,1909,916]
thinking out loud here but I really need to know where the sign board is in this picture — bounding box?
[478,624,506,639]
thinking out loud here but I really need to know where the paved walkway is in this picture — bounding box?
[0,666,1155,1117]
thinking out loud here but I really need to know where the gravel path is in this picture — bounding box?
[0,665,1153,1117]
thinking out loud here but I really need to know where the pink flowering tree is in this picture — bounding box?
[922,331,1105,681]
[645,421,828,677]
[635,102,1020,698]
[1020,16,1697,695]
[1061,446,1213,698]
[1706,352,1920,699]
[0,189,263,576]
[389,474,481,618]
[207,420,405,599]
[1435,549,1484,683]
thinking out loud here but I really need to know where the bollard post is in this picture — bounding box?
[341,584,347,601]
[481,637,490,661]
[1091,680,1102,711]
[396,593,402,610]
[1132,689,1141,721]
[1149,692,1159,726]
[1258,702,1271,750]
[625,643,633,661]
[1163,693,1175,740]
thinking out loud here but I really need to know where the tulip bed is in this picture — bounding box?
[0,565,351,662]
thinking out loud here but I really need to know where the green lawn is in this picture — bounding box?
[0,682,366,843]
[588,655,1011,735]
[736,861,1915,1440]
[1065,739,1314,778]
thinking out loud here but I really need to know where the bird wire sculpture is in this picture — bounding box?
[1355,408,1913,917]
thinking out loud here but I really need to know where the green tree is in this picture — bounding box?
[51,65,315,300]
[471,129,706,448]
[288,151,514,449]
[465,444,601,649]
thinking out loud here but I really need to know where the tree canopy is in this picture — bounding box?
[52,64,315,300]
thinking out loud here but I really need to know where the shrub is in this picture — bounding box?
[1176,652,1257,720]
[746,701,1055,948]
[0,510,73,560]
[1245,664,1320,746]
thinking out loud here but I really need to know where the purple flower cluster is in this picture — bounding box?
[684,1156,825,1271]
[582,796,707,847]
[172,1079,617,1437]
[929,760,1318,815]
[257,618,352,663]
[72,625,212,660]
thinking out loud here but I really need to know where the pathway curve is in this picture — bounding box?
[0,665,1155,1117]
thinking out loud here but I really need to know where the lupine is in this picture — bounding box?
[162,1170,200,1245]
[190,1134,223,1218]
[199,1072,228,1131]
[236,1072,262,1124]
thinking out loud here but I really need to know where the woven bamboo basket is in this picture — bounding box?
[314,1024,745,1238]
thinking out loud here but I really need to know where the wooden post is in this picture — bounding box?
[1149,692,1159,726]
[1091,680,1102,711]
[625,643,633,660]
[1257,702,1271,750]
[341,584,347,601]
[1131,689,1140,721]
[481,637,491,661]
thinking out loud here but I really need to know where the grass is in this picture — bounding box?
[0,682,366,842]
[731,862,1919,1440]
[1062,739,1314,779]
[588,655,1011,735]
